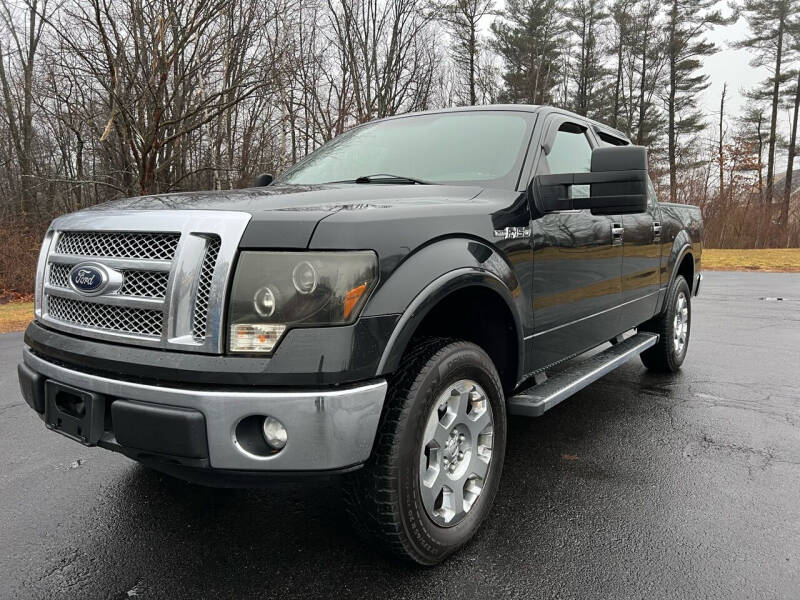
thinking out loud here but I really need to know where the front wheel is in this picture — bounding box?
[343,338,507,565]
[639,275,692,372]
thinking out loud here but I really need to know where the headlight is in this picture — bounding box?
[228,251,378,353]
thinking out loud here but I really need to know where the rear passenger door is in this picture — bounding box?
[618,176,662,328]
[529,118,623,370]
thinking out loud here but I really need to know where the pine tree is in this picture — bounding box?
[563,0,610,119]
[491,0,564,104]
[608,0,636,131]
[734,0,797,204]
[630,0,667,148]
[664,0,730,203]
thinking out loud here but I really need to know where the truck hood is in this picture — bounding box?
[85,183,485,248]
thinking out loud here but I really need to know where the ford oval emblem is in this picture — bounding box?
[68,263,108,295]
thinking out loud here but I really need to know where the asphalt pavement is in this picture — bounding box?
[1,271,798,599]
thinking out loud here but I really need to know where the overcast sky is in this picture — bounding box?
[702,13,768,126]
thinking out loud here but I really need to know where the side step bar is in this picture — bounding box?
[508,332,659,417]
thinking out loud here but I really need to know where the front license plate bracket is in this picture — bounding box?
[44,381,106,445]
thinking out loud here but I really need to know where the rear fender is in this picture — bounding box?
[656,232,692,313]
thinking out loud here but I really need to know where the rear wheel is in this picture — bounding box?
[640,275,692,372]
[343,338,506,565]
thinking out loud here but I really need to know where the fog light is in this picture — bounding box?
[262,416,287,450]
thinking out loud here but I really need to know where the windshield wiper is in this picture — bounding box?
[327,173,430,185]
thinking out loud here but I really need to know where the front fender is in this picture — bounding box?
[364,237,528,378]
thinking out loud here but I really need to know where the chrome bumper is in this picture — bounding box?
[22,348,387,471]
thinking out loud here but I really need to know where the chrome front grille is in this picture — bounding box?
[56,231,180,260]
[192,235,221,341]
[49,263,71,288]
[119,270,170,298]
[48,295,164,337]
[49,263,170,299]
[36,210,251,353]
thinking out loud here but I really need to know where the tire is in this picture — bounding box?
[639,275,692,372]
[343,337,507,565]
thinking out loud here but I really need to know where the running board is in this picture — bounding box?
[508,333,659,417]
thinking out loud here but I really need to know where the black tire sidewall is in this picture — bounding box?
[396,343,506,563]
[665,275,692,369]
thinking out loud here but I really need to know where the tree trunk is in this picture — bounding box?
[636,21,648,145]
[469,23,476,105]
[612,23,623,129]
[718,83,726,203]
[781,68,800,230]
[766,12,785,205]
[667,0,678,203]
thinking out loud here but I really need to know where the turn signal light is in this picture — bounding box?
[229,323,286,353]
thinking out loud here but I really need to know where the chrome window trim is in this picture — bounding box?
[38,210,251,354]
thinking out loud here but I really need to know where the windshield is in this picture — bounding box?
[279,111,535,190]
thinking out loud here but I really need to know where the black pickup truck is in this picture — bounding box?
[18,105,701,564]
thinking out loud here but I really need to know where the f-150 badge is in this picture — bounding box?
[493,226,530,239]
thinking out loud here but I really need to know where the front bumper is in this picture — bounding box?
[20,347,387,473]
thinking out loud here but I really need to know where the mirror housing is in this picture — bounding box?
[531,146,648,215]
[253,172,274,187]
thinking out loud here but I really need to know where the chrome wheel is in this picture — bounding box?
[419,379,494,527]
[673,291,689,355]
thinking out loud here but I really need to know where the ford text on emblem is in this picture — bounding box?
[68,263,109,295]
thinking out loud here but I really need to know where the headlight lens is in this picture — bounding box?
[228,251,378,353]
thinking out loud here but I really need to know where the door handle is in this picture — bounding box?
[611,223,624,246]
[653,221,661,242]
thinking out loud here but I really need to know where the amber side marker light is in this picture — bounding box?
[344,283,368,319]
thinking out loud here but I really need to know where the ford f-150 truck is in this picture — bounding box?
[18,105,701,564]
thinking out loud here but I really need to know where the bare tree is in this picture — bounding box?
[782,18,800,232]
[327,0,439,122]
[435,0,494,106]
[50,0,279,195]
[0,0,53,216]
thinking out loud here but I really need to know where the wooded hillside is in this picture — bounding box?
[1,0,799,294]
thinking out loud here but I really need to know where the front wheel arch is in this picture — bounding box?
[376,271,523,395]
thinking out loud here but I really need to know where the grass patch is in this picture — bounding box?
[0,301,33,334]
[703,249,800,272]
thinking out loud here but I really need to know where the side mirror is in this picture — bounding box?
[530,146,648,215]
[253,172,274,187]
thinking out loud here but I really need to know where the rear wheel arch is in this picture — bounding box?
[659,235,695,314]
[676,252,694,290]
